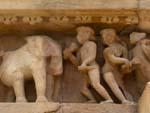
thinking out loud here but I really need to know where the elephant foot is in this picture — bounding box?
[16,97,27,103]
[36,96,48,103]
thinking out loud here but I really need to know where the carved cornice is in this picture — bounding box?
[0,9,138,25]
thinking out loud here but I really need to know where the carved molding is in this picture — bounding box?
[0,15,139,25]
[0,16,18,24]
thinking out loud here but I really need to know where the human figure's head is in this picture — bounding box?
[130,32,146,45]
[76,26,95,44]
[100,28,118,46]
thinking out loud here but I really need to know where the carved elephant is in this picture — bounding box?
[0,35,63,102]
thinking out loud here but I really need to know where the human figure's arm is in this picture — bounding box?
[80,42,97,66]
[78,42,97,71]
[121,49,140,73]
[122,47,128,59]
[104,48,129,65]
[63,42,80,66]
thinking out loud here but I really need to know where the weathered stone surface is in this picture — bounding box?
[0,0,138,32]
[0,0,138,9]
[138,82,150,113]
[139,0,150,9]
[62,62,87,103]
[1,0,150,32]
[0,103,137,113]
[0,103,60,113]
[62,103,137,113]
[138,0,150,31]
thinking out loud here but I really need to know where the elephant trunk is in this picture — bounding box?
[48,55,63,76]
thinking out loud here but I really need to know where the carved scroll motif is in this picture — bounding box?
[0,15,138,25]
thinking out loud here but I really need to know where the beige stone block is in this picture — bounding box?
[138,0,150,31]
[0,103,60,113]
[0,103,137,113]
[0,0,138,9]
[139,0,150,9]
[62,103,137,113]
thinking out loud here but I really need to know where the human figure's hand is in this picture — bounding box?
[63,48,71,59]
[131,58,141,65]
[78,63,95,72]
[121,60,132,73]
[124,59,131,67]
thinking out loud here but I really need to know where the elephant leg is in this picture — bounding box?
[13,72,27,102]
[46,74,54,101]
[32,66,48,102]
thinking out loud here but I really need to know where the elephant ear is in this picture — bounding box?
[41,36,60,57]
[26,36,41,57]
[26,36,58,57]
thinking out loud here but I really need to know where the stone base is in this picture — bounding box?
[0,103,137,113]
[62,103,137,113]
[0,103,60,113]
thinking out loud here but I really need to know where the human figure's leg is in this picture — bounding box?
[103,72,131,104]
[88,68,113,103]
[81,75,96,102]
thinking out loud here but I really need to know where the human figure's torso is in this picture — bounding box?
[102,43,126,79]
[80,41,97,66]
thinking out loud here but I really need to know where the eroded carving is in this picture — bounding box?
[0,16,18,24]
[0,14,139,25]
[129,32,150,92]
[100,28,134,104]
[63,26,113,103]
[0,36,63,102]
[22,16,43,25]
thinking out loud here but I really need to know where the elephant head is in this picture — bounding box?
[26,36,63,76]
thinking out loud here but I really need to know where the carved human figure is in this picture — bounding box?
[0,36,63,102]
[129,32,150,92]
[63,26,113,103]
[100,28,134,104]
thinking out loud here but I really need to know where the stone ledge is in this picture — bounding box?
[0,103,60,113]
[0,103,137,113]
[0,0,150,31]
[61,103,137,113]
[0,0,139,26]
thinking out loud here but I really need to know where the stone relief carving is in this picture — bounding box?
[0,15,138,25]
[128,32,150,111]
[0,25,149,113]
[129,32,150,91]
[100,28,134,104]
[23,16,43,25]
[0,36,63,102]
[0,16,18,24]
[63,26,113,103]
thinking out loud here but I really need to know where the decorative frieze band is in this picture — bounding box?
[0,15,139,25]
